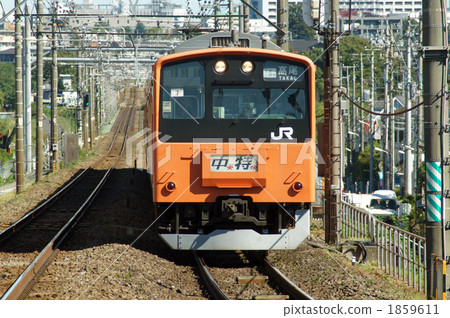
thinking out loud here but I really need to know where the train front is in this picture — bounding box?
[149,48,316,250]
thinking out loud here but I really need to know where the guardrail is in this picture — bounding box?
[340,201,426,293]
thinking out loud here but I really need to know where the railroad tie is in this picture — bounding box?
[236,276,268,285]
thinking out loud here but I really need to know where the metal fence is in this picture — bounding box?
[340,201,426,293]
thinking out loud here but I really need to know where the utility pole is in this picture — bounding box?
[324,0,341,244]
[83,66,89,149]
[360,53,364,153]
[422,0,450,299]
[277,0,289,51]
[95,76,100,135]
[389,25,395,190]
[77,52,83,146]
[14,0,24,193]
[404,17,413,195]
[24,5,32,174]
[36,0,44,182]
[383,31,389,190]
[352,65,356,149]
[369,49,374,193]
[214,0,219,30]
[89,68,95,149]
[229,0,233,31]
[242,0,249,33]
[416,19,424,211]
[51,0,59,172]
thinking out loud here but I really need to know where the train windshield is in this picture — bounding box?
[159,56,312,142]
[212,88,306,119]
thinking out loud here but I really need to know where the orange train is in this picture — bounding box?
[145,32,316,250]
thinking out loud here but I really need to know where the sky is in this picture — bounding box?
[1,0,206,14]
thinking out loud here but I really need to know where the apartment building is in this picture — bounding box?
[339,0,422,18]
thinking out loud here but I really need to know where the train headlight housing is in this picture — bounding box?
[165,182,176,192]
[292,182,303,192]
[241,60,254,74]
[214,60,227,74]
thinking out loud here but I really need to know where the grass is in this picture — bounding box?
[358,262,425,300]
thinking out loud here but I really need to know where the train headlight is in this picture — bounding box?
[241,60,254,74]
[214,60,227,74]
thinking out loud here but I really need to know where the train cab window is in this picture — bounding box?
[212,88,307,120]
[161,61,205,119]
[173,96,201,118]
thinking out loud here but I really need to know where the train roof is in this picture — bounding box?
[173,31,282,53]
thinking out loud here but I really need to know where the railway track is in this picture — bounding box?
[0,90,138,300]
[193,251,313,300]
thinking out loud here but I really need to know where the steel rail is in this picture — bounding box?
[249,252,314,300]
[0,108,127,244]
[192,252,229,300]
[1,105,135,300]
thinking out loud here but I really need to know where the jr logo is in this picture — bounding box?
[271,127,294,140]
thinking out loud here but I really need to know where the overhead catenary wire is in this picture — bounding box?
[340,89,427,117]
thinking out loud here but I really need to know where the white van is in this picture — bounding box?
[367,190,399,219]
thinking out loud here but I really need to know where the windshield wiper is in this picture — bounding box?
[230,118,239,127]
[279,112,297,126]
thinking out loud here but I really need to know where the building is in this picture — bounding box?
[60,74,73,91]
[67,0,183,30]
[339,0,422,18]
[249,0,304,24]
[289,39,322,53]
[340,11,408,39]
[0,48,14,63]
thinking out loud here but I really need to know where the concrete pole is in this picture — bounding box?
[83,66,89,149]
[239,5,244,33]
[242,1,249,33]
[277,0,289,51]
[214,0,218,30]
[383,32,389,190]
[229,0,233,31]
[369,50,374,193]
[416,19,424,204]
[323,34,331,237]
[326,0,341,243]
[404,17,413,195]
[389,25,395,190]
[36,0,44,182]
[422,0,450,299]
[15,0,25,193]
[352,65,356,103]
[95,76,100,135]
[24,5,32,174]
[360,53,364,152]
[77,52,83,146]
[89,68,95,149]
[51,1,59,172]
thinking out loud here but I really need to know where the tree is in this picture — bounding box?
[134,22,146,38]
[356,142,381,186]
[339,36,385,99]
[299,47,324,102]
[289,4,316,40]
[0,63,15,111]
